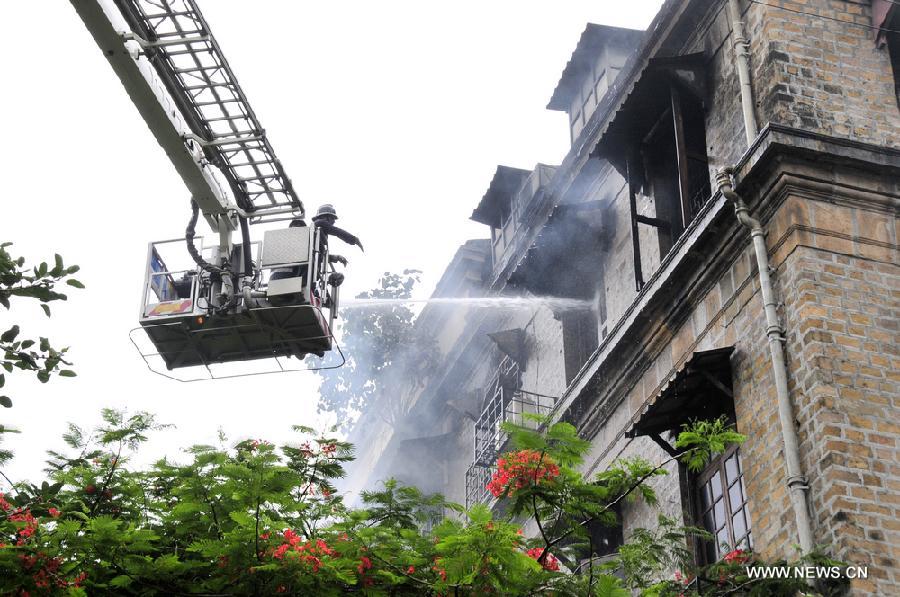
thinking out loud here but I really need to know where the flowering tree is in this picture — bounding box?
[0,409,847,596]
[0,247,845,594]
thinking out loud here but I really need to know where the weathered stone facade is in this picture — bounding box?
[348,0,899,593]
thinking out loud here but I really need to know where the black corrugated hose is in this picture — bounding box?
[185,199,226,275]
[238,215,253,276]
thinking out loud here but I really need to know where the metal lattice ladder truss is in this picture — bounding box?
[72,0,303,227]
[116,0,300,217]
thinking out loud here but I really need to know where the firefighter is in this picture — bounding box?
[311,204,364,253]
[311,204,362,290]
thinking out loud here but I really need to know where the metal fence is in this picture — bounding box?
[465,463,496,509]
[466,356,557,508]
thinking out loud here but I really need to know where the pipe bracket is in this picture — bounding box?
[786,475,809,490]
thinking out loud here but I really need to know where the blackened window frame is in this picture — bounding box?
[561,308,600,386]
[592,52,711,292]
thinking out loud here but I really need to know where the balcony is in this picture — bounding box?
[489,164,557,276]
[464,356,556,508]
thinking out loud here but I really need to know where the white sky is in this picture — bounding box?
[0,0,662,485]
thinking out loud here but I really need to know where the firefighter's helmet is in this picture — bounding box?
[314,204,338,220]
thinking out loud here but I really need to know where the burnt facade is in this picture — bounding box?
[347,1,900,593]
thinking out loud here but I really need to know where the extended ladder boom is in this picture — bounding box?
[69,0,303,230]
[72,0,344,376]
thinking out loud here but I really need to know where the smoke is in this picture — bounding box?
[336,165,617,503]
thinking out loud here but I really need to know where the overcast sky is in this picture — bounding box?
[0,0,662,485]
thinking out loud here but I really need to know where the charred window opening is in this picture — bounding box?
[881,7,900,108]
[558,505,624,571]
[586,516,624,558]
[891,39,900,108]
[594,53,710,290]
[562,309,599,386]
[628,85,710,286]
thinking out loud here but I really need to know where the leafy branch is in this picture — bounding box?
[0,243,83,409]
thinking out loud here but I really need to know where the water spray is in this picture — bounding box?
[341,296,595,311]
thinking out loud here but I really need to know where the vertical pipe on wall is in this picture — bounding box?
[716,169,815,554]
[726,0,759,144]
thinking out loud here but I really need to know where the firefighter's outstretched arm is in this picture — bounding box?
[317,223,364,251]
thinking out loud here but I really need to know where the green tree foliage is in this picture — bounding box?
[0,410,845,595]
[0,243,82,475]
[0,243,83,406]
[316,271,438,430]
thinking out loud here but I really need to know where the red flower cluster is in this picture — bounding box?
[17,552,86,589]
[525,547,560,572]
[357,555,372,575]
[9,508,38,543]
[271,529,336,572]
[486,450,560,497]
[432,557,448,581]
[674,570,695,585]
[723,548,749,565]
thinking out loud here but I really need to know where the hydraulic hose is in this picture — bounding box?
[238,215,253,276]
[185,199,225,275]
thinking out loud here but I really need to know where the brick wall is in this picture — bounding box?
[522,306,568,398]
[772,196,899,594]
[580,175,899,593]
[404,4,900,594]
[749,0,900,147]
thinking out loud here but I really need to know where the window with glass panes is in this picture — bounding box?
[695,445,752,563]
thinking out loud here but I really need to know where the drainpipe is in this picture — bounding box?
[726,0,758,144]
[715,168,814,554]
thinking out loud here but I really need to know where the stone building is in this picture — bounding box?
[346,0,899,593]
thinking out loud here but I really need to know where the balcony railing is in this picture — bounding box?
[465,463,495,509]
[465,356,557,508]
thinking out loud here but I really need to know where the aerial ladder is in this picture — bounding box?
[69,0,344,377]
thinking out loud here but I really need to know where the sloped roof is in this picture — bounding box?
[470,165,531,227]
[547,23,644,111]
